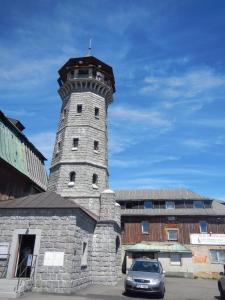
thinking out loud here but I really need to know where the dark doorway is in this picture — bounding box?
[16,234,35,278]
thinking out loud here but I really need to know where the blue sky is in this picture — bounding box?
[1,0,225,200]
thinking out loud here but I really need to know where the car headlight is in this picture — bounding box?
[150,279,160,284]
[126,276,133,281]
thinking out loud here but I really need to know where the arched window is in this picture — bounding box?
[68,172,76,187]
[92,174,98,189]
[92,174,98,184]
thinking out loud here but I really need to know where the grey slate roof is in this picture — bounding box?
[0,191,98,221]
[120,200,225,216]
[115,188,209,201]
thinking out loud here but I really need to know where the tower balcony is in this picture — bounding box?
[57,56,115,103]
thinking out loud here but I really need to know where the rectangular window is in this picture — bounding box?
[77,104,82,113]
[94,140,99,151]
[199,221,208,233]
[170,254,181,266]
[193,201,204,208]
[168,216,176,221]
[62,108,66,119]
[166,201,175,209]
[57,141,62,152]
[167,229,178,241]
[95,107,99,118]
[210,250,225,264]
[72,138,79,150]
[144,200,153,209]
[81,241,88,267]
[142,221,149,234]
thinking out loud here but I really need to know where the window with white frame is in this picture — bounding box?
[170,253,181,265]
[199,221,208,233]
[81,241,88,267]
[142,221,149,234]
[167,229,178,241]
[166,201,175,209]
[210,250,225,264]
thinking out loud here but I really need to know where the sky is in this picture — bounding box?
[1,0,225,200]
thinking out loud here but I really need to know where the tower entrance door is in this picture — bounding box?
[15,234,35,278]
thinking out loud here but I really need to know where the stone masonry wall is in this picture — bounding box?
[92,190,121,284]
[0,208,96,294]
[48,91,110,215]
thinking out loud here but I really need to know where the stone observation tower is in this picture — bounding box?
[48,55,115,215]
[48,55,121,284]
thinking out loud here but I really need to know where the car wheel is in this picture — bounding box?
[157,291,165,299]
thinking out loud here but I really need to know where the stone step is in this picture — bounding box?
[0,279,19,298]
[0,291,18,298]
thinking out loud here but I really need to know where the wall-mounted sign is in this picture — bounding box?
[0,243,9,259]
[43,252,64,266]
[190,234,225,245]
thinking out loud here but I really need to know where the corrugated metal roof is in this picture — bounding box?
[0,110,46,161]
[115,188,209,201]
[126,242,191,253]
[0,191,98,221]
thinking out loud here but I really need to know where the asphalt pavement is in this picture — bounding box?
[10,277,221,300]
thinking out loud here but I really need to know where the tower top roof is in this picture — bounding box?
[58,55,115,92]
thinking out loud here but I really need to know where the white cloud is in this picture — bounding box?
[141,67,225,106]
[110,105,172,129]
[4,109,35,117]
[183,138,209,150]
[110,155,180,168]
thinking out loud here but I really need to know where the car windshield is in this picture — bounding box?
[131,261,160,273]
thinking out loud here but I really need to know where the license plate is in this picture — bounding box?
[136,284,148,289]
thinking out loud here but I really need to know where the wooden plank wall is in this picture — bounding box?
[121,216,225,244]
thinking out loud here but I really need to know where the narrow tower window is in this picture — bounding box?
[77,104,82,113]
[62,108,66,119]
[95,107,99,118]
[94,140,99,152]
[92,174,98,189]
[57,141,62,152]
[72,138,79,150]
[68,172,76,187]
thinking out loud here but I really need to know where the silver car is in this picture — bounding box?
[124,259,165,298]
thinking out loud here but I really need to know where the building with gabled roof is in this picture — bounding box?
[116,188,225,278]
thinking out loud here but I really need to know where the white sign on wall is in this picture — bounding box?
[43,252,64,266]
[190,234,225,245]
[0,243,9,259]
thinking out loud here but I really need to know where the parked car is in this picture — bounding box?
[218,271,225,299]
[124,258,165,298]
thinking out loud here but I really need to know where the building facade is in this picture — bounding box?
[0,56,121,295]
[0,111,47,200]
[116,188,225,278]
